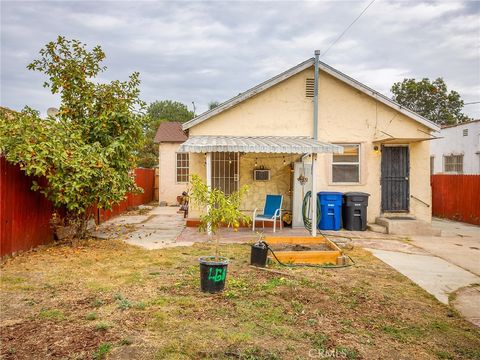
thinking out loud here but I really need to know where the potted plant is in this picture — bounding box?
[189,174,250,293]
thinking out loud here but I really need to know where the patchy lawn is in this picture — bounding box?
[1,239,479,359]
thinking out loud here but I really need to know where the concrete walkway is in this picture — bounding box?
[124,206,188,249]
[92,206,188,249]
[367,248,479,304]
[365,218,480,327]
[410,218,480,276]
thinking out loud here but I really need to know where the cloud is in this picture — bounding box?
[1,0,479,119]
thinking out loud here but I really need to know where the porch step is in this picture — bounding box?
[375,217,442,236]
[367,223,388,234]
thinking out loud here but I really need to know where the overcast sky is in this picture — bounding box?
[1,0,479,118]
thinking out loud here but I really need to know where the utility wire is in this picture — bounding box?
[464,101,480,105]
[322,0,376,58]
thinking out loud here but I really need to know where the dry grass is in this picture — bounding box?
[1,239,479,359]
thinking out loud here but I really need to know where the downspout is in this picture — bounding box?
[311,50,320,237]
[313,49,320,140]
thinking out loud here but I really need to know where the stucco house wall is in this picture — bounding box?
[430,121,480,174]
[158,142,188,204]
[187,67,434,223]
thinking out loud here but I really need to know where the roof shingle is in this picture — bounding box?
[154,121,187,143]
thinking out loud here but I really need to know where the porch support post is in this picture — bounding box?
[206,152,212,235]
[311,153,317,237]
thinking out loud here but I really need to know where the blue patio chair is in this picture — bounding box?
[252,194,283,233]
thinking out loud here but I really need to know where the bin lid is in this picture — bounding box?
[318,191,343,196]
[344,192,370,197]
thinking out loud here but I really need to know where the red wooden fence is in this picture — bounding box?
[431,174,480,225]
[0,157,54,257]
[96,168,155,223]
[1,157,156,258]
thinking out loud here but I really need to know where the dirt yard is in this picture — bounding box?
[1,239,479,359]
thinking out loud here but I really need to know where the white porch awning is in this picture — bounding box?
[178,136,343,154]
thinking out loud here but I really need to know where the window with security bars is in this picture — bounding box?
[176,153,189,183]
[212,152,239,195]
[332,144,360,183]
[444,155,463,173]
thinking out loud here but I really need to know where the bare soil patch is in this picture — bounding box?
[1,239,479,359]
[270,243,332,251]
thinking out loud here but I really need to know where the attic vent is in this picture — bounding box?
[463,129,468,136]
[306,78,315,98]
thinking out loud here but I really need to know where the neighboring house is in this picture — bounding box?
[430,120,480,174]
[164,56,440,229]
[154,121,188,204]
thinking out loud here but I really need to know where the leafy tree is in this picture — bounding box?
[0,36,145,238]
[208,100,220,110]
[137,100,194,168]
[147,100,194,123]
[188,174,250,260]
[391,78,471,125]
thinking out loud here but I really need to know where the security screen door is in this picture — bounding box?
[381,146,409,212]
[211,152,239,195]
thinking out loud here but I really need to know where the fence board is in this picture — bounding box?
[0,157,54,257]
[1,158,156,258]
[431,174,480,225]
[97,168,155,223]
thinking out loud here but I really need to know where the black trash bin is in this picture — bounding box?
[342,192,370,231]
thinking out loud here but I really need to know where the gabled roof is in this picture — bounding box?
[154,121,187,143]
[182,58,441,132]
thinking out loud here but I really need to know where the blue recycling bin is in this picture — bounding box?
[317,192,343,230]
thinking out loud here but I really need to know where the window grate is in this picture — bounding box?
[211,152,239,195]
[306,78,315,98]
[444,154,463,173]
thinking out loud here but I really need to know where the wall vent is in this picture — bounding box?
[463,128,468,136]
[253,169,270,181]
[306,78,315,98]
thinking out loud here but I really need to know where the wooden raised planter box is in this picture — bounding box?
[264,236,342,265]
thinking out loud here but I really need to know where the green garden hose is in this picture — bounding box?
[302,191,321,232]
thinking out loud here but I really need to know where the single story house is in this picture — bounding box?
[430,119,480,174]
[158,54,440,233]
[155,121,189,204]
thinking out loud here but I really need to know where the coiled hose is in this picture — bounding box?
[302,191,321,232]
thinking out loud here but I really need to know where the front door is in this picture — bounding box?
[381,146,409,212]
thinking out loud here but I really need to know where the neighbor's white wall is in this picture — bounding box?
[430,121,480,174]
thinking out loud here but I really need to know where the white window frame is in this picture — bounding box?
[175,152,189,183]
[443,154,463,174]
[331,143,361,184]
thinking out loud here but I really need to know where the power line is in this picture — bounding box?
[464,101,480,105]
[322,0,376,58]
